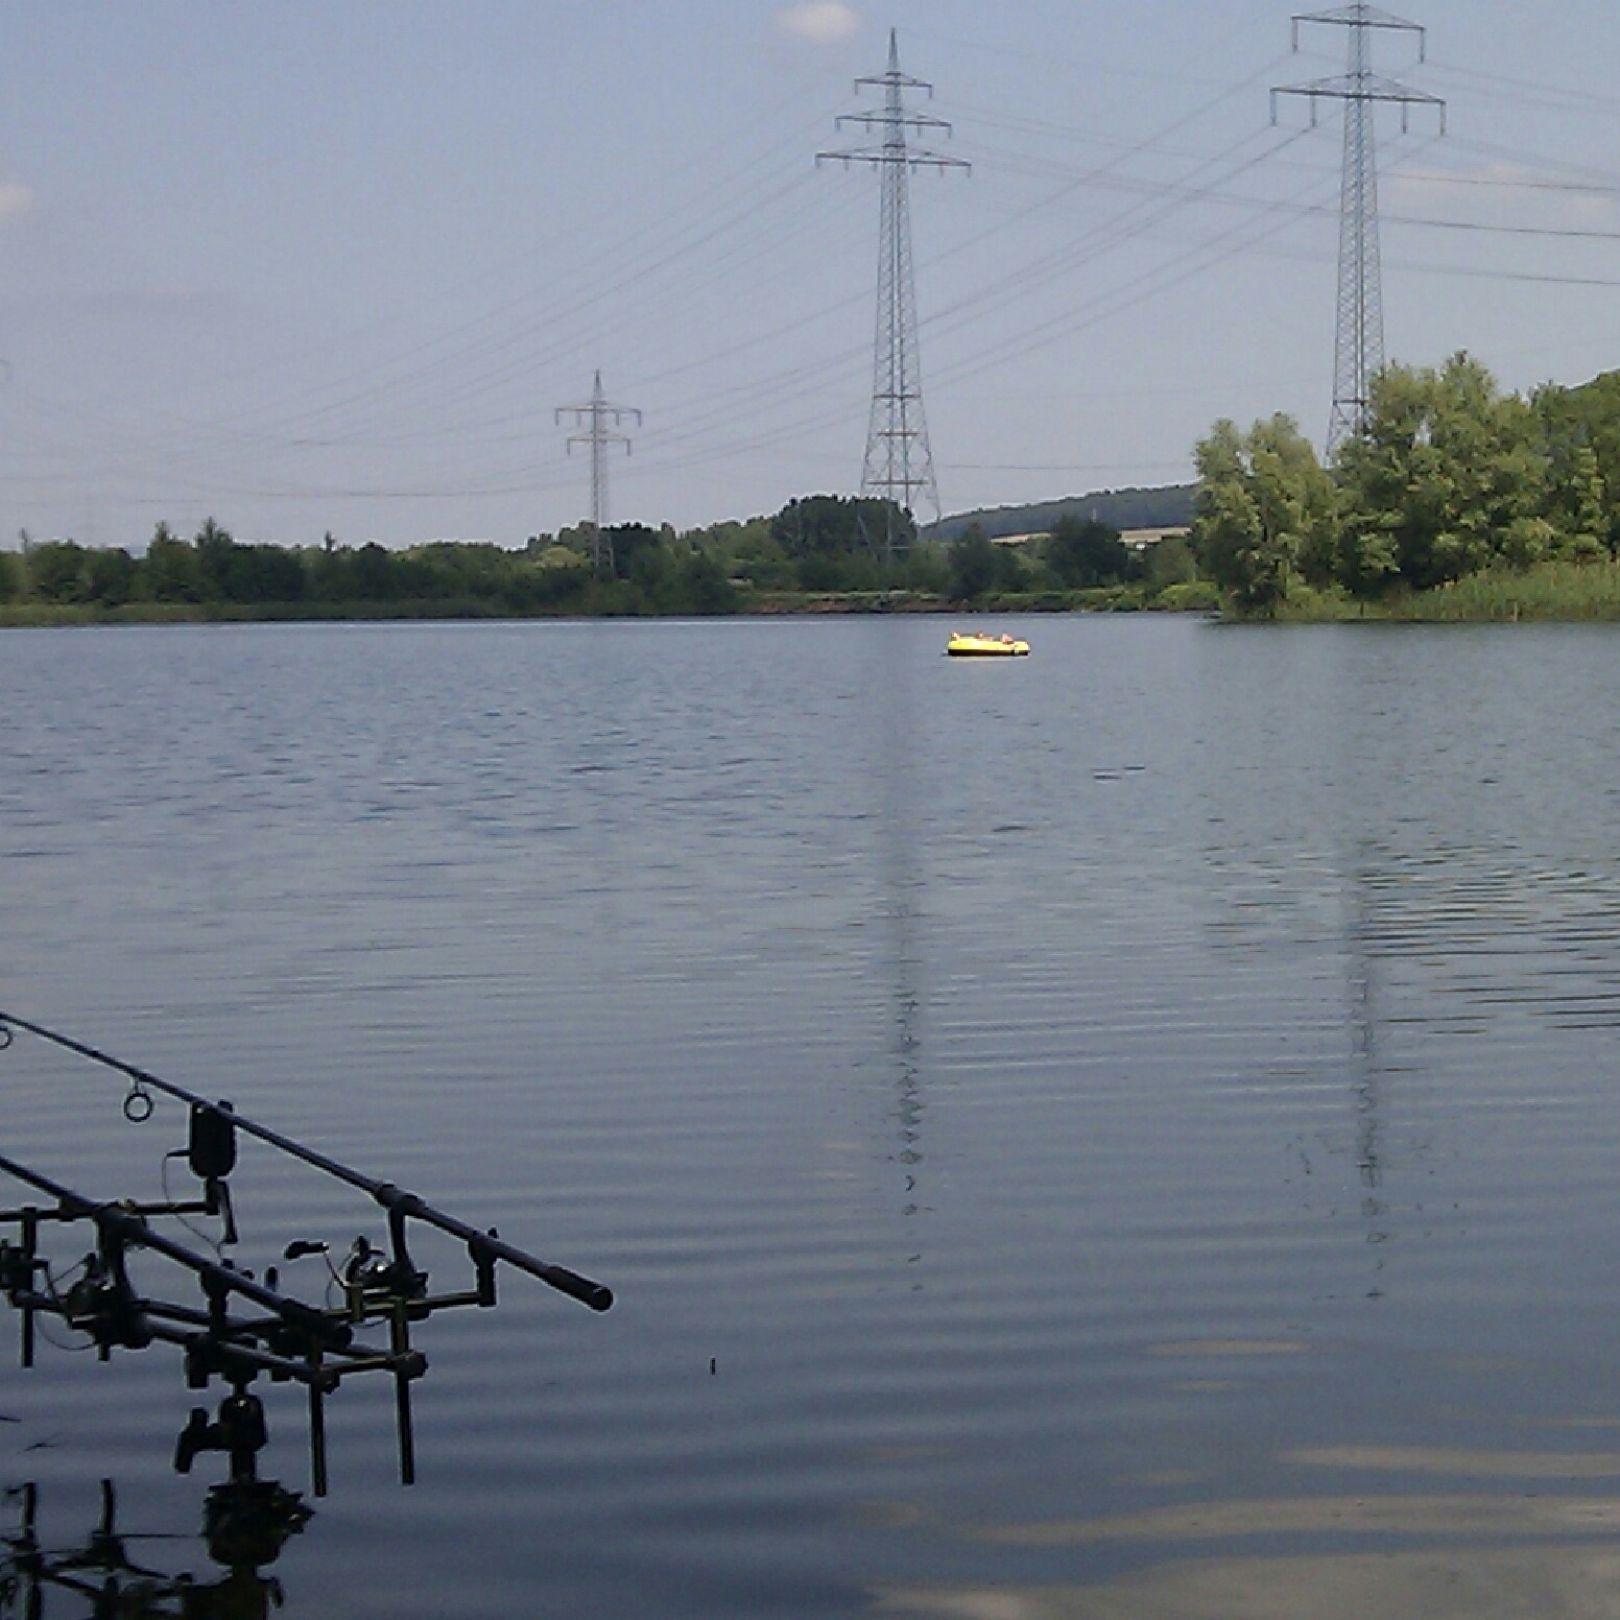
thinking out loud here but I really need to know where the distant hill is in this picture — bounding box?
[930,484,1196,543]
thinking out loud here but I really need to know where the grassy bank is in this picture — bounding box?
[1395,561,1620,621]
[1259,560,1620,624]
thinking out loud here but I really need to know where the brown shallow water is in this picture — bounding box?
[3,615,1620,1617]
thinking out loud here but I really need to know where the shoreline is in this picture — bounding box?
[9,560,1620,626]
[0,587,1212,628]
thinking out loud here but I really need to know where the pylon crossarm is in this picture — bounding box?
[836,109,955,136]
[1293,4,1427,40]
[1274,71,1444,104]
[820,146,970,172]
[1273,78,1446,135]
[856,71,932,95]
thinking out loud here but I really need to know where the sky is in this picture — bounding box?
[5,0,1620,550]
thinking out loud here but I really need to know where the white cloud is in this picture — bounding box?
[0,181,34,223]
[777,2,861,45]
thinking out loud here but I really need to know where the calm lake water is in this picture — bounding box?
[4,614,1620,1617]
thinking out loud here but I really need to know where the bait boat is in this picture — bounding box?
[946,631,1030,657]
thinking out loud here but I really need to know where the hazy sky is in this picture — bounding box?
[5,1,1620,549]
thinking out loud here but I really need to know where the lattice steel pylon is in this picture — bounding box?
[1273,5,1446,453]
[556,371,641,575]
[819,29,968,555]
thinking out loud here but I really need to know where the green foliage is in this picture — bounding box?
[1537,398,1616,560]
[690,516,788,588]
[606,523,661,579]
[1335,355,1551,590]
[770,495,914,560]
[1193,414,1334,615]
[144,524,203,602]
[192,517,235,600]
[1154,579,1220,613]
[1195,354,1620,615]
[1396,559,1620,621]
[1044,517,1134,588]
[947,527,1002,601]
[0,480,1215,623]
[352,542,397,600]
[1144,534,1196,589]
[677,550,738,615]
[86,547,137,606]
[24,541,92,603]
[1537,372,1620,554]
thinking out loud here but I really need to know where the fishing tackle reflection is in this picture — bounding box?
[1,1475,310,1620]
[0,1013,612,1499]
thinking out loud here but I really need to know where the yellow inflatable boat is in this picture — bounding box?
[946,631,1030,657]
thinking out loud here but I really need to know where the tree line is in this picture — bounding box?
[0,493,1204,618]
[0,517,735,618]
[1194,355,1620,614]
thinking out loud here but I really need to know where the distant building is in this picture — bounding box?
[984,525,1192,551]
[1121,526,1191,550]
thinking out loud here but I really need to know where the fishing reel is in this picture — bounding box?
[281,1232,430,1309]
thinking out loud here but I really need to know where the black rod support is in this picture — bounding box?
[0,1150,351,1351]
[390,1302,416,1487]
[0,1012,612,1312]
[309,1357,329,1499]
[19,1208,36,1369]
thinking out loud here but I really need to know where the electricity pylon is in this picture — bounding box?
[556,371,641,575]
[819,29,968,556]
[1273,5,1446,453]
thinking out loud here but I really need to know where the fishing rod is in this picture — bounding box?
[0,1010,611,1312]
[0,1011,613,1496]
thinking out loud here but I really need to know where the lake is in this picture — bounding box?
[3,614,1620,1618]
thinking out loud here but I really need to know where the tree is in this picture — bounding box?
[25,541,91,603]
[1193,415,1333,613]
[1144,534,1197,590]
[1535,386,1612,560]
[86,548,136,605]
[769,495,913,561]
[1536,371,1620,554]
[144,522,202,602]
[606,523,661,580]
[192,517,236,601]
[1335,354,1549,590]
[1045,516,1132,588]
[677,550,737,614]
[353,542,396,599]
[947,526,999,601]
[1558,444,1608,561]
